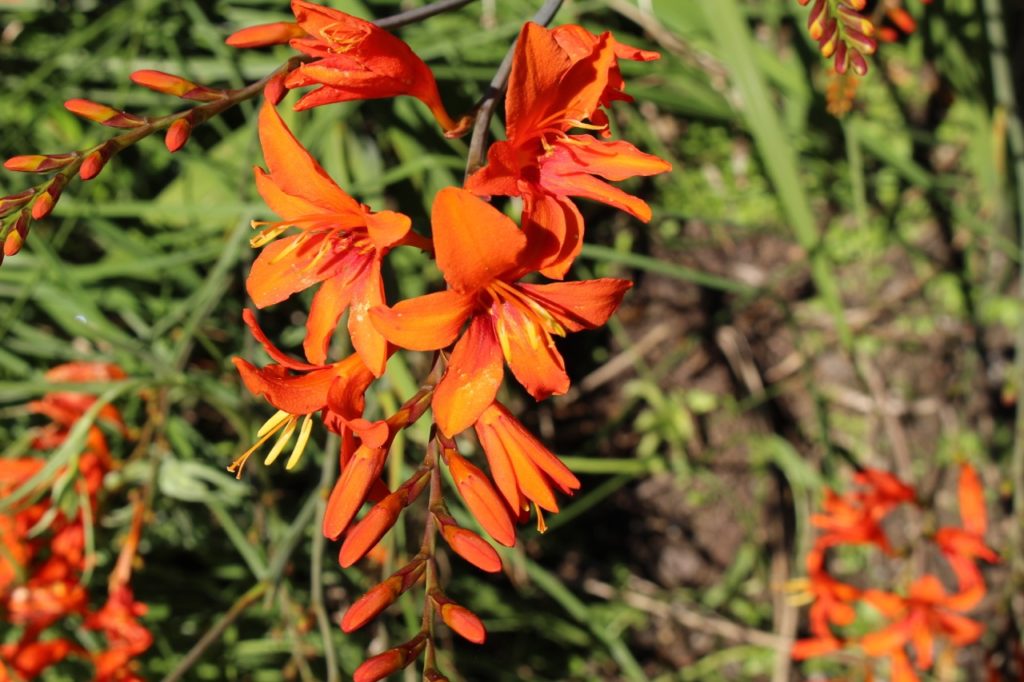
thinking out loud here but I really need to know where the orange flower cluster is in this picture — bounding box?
[792,465,997,681]
[0,363,150,682]
[227,4,669,679]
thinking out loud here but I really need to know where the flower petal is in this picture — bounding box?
[433,316,504,437]
[432,187,527,293]
[522,193,584,280]
[519,278,632,332]
[348,259,389,376]
[233,358,334,415]
[370,290,474,352]
[258,101,362,216]
[247,233,356,308]
[304,266,361,366]
[493,300,569,401]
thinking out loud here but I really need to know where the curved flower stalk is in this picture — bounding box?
[792,464,997,681]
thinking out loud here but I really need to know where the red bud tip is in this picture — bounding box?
[31,176,66,220]
[341,559,425,633]
[4,153,77,173]
[65,99,147,129]
[0,189,35,218]
[424,670,450,682]
[341,580,397,633]
[440,603,487,644]
[339,497,402,568]
[353,635,426,682]
[226,21,305,48]
[353,650,405,682]
[165,119,192,153]
[79,151,106,181]
[437,516,502,573]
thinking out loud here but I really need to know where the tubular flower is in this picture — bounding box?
[466,22,670,278]
[370,187,632,437]
[230,309,376,477]
[474,402,580,531]
[248,101,417,375]
[240,0,470,135]
[860,576,985,673]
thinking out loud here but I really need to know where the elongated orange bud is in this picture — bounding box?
[341,557,426,632]
[165,119,192,153]
[79,143,115,181]
[353,634,426,682]
[431,591,487,644]
[324,442,389,540]
[433,510,502,573]
[4,153,77,173]
[444,447,516,547]
[340,468,430,567]
[65,99,147,129]
[130,70,226,102]
[32,175,66,220]
[0,190,34,218]
[226,21,305,48]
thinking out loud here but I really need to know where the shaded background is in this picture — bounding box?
[1,0,1023,679]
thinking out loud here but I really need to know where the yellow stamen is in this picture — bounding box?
[535,506,548,534]
[263,415,299,466]
[285,414,315,470]
[258,409,293,438]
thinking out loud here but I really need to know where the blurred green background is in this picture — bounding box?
[1,0,1021,680]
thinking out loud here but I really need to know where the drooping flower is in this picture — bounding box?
[466,22,670,278]
[230,309,376,477]
[860,576,985,673]
[228,1,470,135]
[474,401,580,531]
[370,187,632,437]
[248,101,420,375]
[810,468,916,553]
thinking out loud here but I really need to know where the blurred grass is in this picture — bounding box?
[1,0,1019,680]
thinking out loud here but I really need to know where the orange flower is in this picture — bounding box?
[466,22,670,278]
[934,464,996,609]
[811,468,915,552]
[474,402,580,531]
[250,0,469,135]
[248,101,417,375]
[370,187,631,437]
[860,576,984,672]
[231,310,376,477]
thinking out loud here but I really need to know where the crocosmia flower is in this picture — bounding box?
[370,188,631,437]
[466,22,670,278]
[248,101,418,375]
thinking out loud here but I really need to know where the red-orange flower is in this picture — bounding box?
[861,576,984,672]
[248,101,417,375]
[466,22,670,278]
[370,187,631,437]
[231,309,375,476]
[810,468,915,552]
[231,1,469,135]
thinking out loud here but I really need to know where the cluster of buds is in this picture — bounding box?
[0,50,295,267]
[792,465,998,681]
[798,0,877,76]
[222,1,670,678]
[0,363,151,681]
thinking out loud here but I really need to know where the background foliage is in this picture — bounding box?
[1,0,1021,680]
